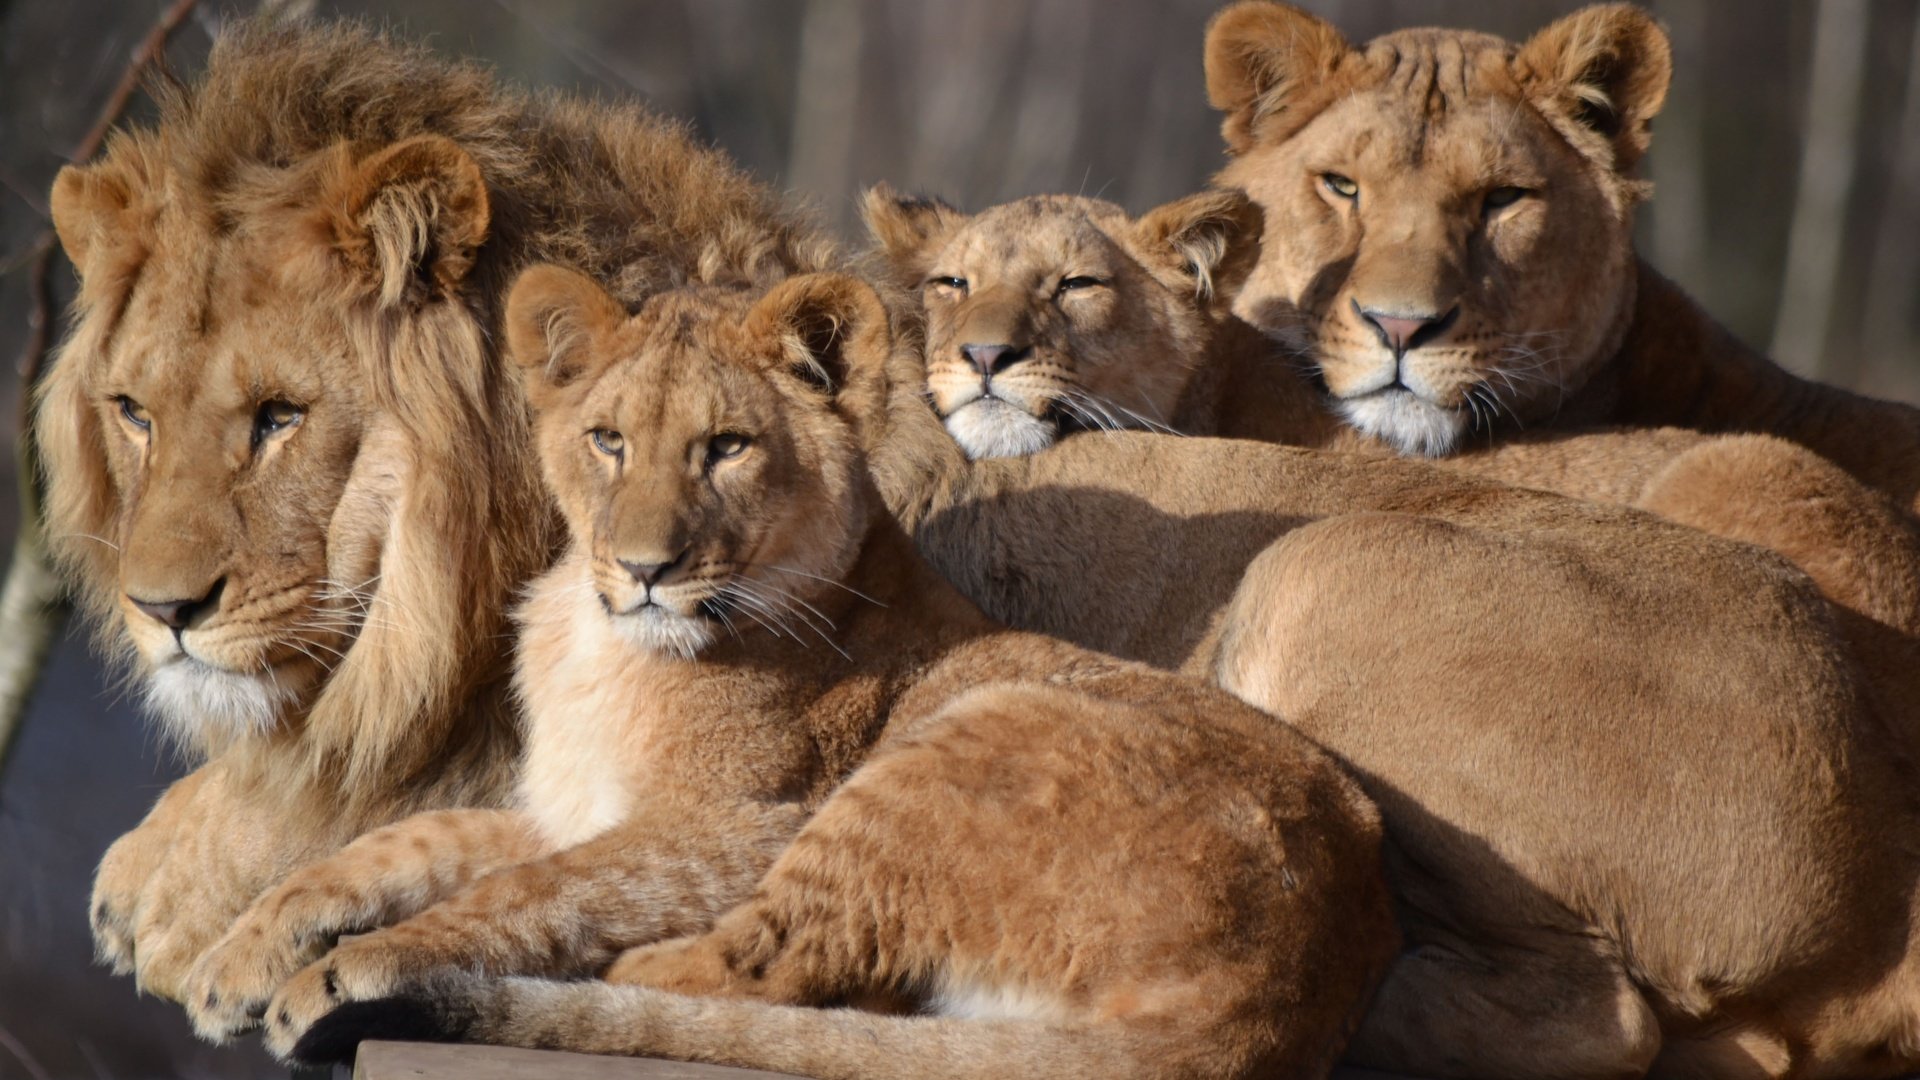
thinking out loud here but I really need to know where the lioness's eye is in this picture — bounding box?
[591,428,625,456]
[254,400,304,442]
[1484,186,1531,211]
[927,276,968,294]
[707,433,751,463]
[1322,173,1359,199]
[1056,276,1105,295]
[116,396,151,432]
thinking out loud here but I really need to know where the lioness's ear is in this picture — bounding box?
[504,264,628,402]
[322,134,491,309]
[747,273,893,427]
[860,183,968,286]
[1204,1,1354,153]
[1134,189,1263,302]
[1514,4,1671,172]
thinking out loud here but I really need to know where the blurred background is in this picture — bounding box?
[2,0,1916,1076]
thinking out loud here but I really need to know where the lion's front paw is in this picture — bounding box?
[90,828,162,975]
[129,895,234,1003]
[262,934,437,1060]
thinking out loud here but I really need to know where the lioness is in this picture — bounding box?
[862,187,1920,639]
[193,266,1395,1079]
[42,18,836,1000]
[1205,1,1920,514]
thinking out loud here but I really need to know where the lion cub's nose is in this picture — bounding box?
[129,578,226,635]
[962,344,1031,380]
[1353,302,1460,359]
[617,555,680,588]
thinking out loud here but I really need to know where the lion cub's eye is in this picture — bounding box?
[1322,173,1360,199]
[1055,276,1105,296]
[590,428,625,456]
[1484,186,1531,212]
[116,395,151,432]
[926,276,969,295]
[253,400,304,443]
[706,433,751,464]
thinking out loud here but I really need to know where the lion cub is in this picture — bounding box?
[214,265,1393,1076]
[866,187,1920,639]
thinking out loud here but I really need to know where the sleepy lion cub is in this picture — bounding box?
[199,266,1394,1076]
[864,187,1920,638]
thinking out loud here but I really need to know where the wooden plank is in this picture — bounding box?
[354,1040,1428,1080]
[353,1040,803,1080]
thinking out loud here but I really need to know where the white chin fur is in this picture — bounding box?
[1338,390,1469,457]
[143,660,302,747]
[945,399,1057,460]
[609,605,716,660]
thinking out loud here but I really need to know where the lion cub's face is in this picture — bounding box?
[507,268,889,658]
[1206,4,1671,455]
[864,189,1255,459]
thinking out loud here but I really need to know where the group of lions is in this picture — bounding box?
[37,4,1920,1079]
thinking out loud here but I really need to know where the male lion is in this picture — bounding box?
[1204,1,1920,515]
[42,18,835,1001]
[193,266,1394,1078]
[863,188,1920,640]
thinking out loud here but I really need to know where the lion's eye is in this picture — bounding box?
[927,276,968,294]
[1322,173,1359,199]
[1056,276,1105,295]
[116,396,151,432]
[591,428,625,456]
[707,433,751,464]
[1484,186,1531,211]
[254,400,304,442]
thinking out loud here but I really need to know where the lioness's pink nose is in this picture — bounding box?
[962,344,1030,379]
[1354,302,1459,357]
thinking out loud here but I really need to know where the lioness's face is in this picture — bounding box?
[1208,8,1670,456]
[59,220,375,739]
[511,273,878,659]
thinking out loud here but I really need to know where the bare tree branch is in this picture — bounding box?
[0,0,201,777]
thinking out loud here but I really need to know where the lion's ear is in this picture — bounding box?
[860,183,968,286]
[747,273,893,428]
[504,264,628,403]
[1514,4,1672,172]
[322,134,491,309]
[1135,189,1263,302]
[1204,1,1353,153]
[51,162,138,272]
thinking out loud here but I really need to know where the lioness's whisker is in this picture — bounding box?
[58,532,122,552]
[761,564,886,608]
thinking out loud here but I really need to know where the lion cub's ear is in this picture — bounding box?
[504,264,629,407]
[746,273,893,432]
[1514,4,1672,172]
[860,183,969,286]
[320,134,491,309]
[1134,189,1263,304]
[1204,2,1354,153]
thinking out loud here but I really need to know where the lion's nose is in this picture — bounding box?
[1353,301,1459,359]
[962,344,1031,380]
[129,578,226,635]
[617,551,685,588]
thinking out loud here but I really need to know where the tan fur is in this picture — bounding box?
[1203,1,1920,516]
[42,17,839,1002]
[868,189,1920,641]
[213,268,1394,1079]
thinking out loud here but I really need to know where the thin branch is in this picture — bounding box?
[0,0,201,776]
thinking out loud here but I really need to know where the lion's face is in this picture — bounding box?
[43,133,518,752]
[1206,3,1671,455]
[862,189,1255,460]
[508,267,888,658]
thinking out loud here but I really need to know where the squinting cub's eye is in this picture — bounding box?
[590,428,625,456]
[1484,186,1531,211]
[116,395,151,431]
[254,400,304,440]
[1322,173,1359,199]
[707,433,751,463]
[926,276,968,294]
[1056,276,1105,295]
